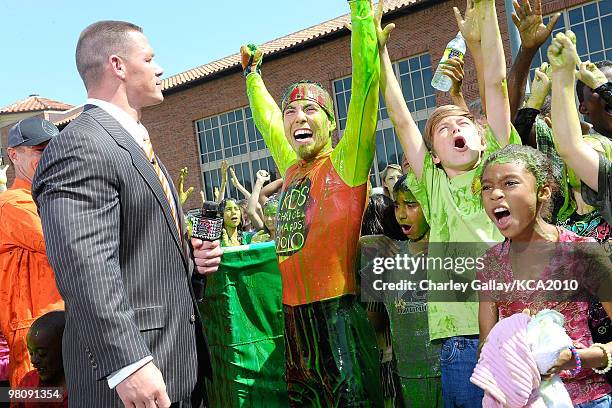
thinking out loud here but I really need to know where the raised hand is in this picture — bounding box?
[229,167,239,187]
[547,31,580,73]
[441,57,465,96]
[454,0,481,46]
[177,167,194,206]
[220,160,229,182]
[256,169,271,183]
[373,0,395,48]
[240,44,263,76]
[576,61,609,90]
[526,62,551,109]
[512,0,560,51]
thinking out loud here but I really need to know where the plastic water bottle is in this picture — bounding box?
[431,32,466,92]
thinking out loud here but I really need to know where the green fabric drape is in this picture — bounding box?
[200,241,288,407]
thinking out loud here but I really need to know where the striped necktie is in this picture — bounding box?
[141,135,180,236]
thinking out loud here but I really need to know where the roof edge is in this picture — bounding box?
[161,0,432,94]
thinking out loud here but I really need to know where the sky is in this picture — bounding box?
[0,1,349,109]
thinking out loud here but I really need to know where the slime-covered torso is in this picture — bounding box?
[276,151,367,305]
[246,0,379,307]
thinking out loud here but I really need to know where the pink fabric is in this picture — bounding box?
[478,228,612,405]
[0,331,8,381]
[471,313,546,407]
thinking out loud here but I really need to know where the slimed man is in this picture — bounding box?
[240,1,382,405]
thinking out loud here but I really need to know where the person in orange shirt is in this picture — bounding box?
[0,117,64,386]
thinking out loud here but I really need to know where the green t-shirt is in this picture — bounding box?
[407,125,521,340]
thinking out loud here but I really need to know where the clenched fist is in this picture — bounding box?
[240,44,263,77]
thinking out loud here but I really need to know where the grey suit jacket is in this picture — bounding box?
[32,105,212,407]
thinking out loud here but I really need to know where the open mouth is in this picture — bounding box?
[294,129,314,144]
[400,224,413,236]
[453,136,468,152]
[492,206,512,229]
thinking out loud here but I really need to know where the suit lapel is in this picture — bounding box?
[85,107,189,269]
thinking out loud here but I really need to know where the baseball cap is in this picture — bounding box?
[8,117,59,148]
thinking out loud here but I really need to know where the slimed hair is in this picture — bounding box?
[393,174,412,196]
[476,144,558,221]
[281,80,335,122]
[423,105,476,152]
[263,193,280,216]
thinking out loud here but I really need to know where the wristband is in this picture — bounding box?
[562,345,582,377]
[591,343,612,375]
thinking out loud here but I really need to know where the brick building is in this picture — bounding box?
[4,0,607,208]
[143,0,611,210]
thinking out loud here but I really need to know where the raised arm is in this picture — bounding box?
[229,167,251,199]
[177,167,194,206]
[442,57,470,111]
[476,0,511,143]
[330,0,380,187]
[549,31,600,190]
[246,170,268,230]
[507,0,560,119]
[454,0,486,114]
[259,178,283,206]
[376,2,428,179]
[242,45,298,176]
[513,63,551,146]
[216,160,228,203]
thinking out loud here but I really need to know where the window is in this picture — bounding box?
[195,107,278,203]
[333,77,352,131]
[530,0,612,79]
[333,53,436,186]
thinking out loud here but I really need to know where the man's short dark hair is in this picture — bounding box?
[30,310,65,339]
[76,21,143,90]
[576,60,611,104]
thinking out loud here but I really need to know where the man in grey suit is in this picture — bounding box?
[32,21,223,407]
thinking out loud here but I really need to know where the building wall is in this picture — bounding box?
[142,0,604,210]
